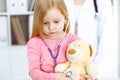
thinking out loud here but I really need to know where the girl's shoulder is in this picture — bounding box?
[27,36,40,42]
[66,33,80,39]
[27,36,43,47]
[65,33,80,42]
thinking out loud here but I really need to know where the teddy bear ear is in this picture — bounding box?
[89,45,92,57]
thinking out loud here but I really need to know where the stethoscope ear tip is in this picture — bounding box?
[94,13,100,20]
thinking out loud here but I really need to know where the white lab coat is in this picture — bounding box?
[64,0,118,79]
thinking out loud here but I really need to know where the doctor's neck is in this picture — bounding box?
[74,0,85,5]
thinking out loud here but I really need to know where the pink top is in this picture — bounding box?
[27,33,80,80]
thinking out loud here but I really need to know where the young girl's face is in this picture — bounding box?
[42,7,66,39]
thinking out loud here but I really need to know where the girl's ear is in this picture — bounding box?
[65,19,70,25]
[64,20,69,33]
[65,20,68,24]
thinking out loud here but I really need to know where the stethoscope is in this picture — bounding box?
[93,0,99,20]
[41,21,69,66]
[41,38,61,66]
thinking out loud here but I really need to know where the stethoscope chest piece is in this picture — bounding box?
[66,71,75,79]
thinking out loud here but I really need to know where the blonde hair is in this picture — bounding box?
[31,0,70,38]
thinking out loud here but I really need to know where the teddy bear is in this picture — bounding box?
[55,39,98,80]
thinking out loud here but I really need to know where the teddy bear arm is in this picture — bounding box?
[86,62,98,79]
[55,61,70,73]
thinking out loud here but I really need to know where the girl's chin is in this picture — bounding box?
[42,35,62,39]
[42,33,65,39]
[48,36,63,39]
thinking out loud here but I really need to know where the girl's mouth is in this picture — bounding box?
[49,32,56,34]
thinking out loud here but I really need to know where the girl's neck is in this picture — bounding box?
[74,0,85,5]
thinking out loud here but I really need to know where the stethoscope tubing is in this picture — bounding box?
[93,0,98,13]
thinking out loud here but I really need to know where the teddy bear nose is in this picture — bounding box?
[68,49,76,55]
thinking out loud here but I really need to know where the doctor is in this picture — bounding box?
[64,0,118,79]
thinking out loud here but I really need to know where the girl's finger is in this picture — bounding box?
[80,74,92,80]
[79,76,86,80]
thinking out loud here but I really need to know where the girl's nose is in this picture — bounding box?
[49,23,54,30]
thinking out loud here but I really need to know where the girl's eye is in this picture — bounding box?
[54,21,60,23]
[44,22,49,25]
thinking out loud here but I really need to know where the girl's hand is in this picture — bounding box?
[80,74,97,80]
[56,73,71,80]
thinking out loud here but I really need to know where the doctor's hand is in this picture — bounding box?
[55,73,72,80]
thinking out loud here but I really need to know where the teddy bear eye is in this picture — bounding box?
[74,45,80,46]
[74,45,77,46]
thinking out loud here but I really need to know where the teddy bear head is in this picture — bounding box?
[66,39,93,63]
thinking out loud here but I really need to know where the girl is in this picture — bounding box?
[64,0,117,79]
[27,0,93,80]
